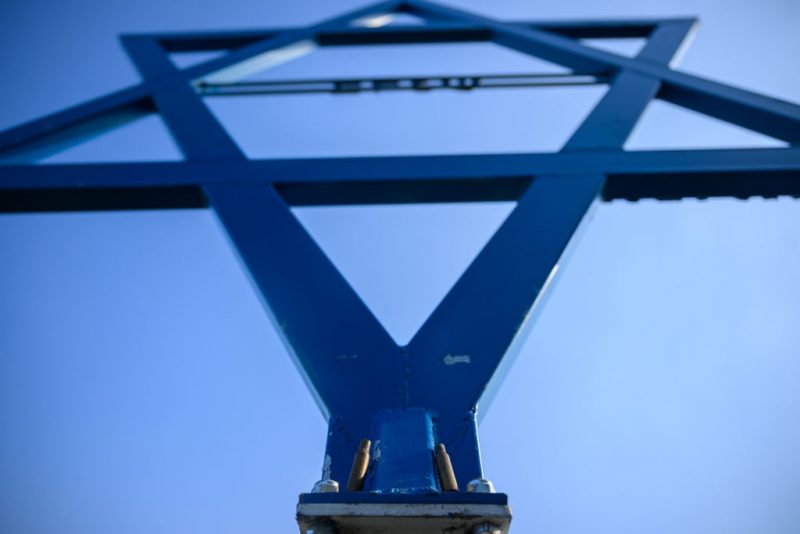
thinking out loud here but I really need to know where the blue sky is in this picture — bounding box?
[1,1,799,533]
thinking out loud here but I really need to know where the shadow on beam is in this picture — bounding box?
[0,186,208,213]
[604,171,800,201]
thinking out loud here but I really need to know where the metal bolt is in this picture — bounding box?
[466,477,496,493]
[311,479,340,493]
[472,523,501,534]
[434,443,459,492]
[346,439,372,492]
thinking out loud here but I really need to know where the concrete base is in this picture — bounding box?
[296,494,511,534]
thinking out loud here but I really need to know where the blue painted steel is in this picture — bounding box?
[365,408,438,494]
[563,20,695,151]
[3,148,800,198]
[406,174,604,485]
[1,0,800,500]
[207,183,403,487]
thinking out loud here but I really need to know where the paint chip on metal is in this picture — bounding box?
[444,354,471,365]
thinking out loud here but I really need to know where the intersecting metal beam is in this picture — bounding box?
[2,147,799,200]
[563,20,695,151]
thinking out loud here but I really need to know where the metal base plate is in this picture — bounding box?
[296,493,511,534]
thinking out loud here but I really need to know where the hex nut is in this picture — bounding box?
[311,479,340,493]
[472,523,501,534]
[466,477,496,494]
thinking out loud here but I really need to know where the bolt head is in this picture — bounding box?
[466,477,495,493]
[311,479,340,493]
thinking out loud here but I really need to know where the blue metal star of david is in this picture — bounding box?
[1,0,799,502]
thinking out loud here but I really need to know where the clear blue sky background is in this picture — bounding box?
[1,0,799,533]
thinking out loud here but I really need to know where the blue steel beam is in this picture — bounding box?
[516,20,658,39]
[0,92,155,161]
[206,183,403,485]
[2,165,798,213]
[406,174,605,483]
[0,186,206,212]
[2,148,800,193]
[257,148,800,185]
[0,103,153,164]
[656,76,800,144]
[315,25,492,46]
[635,20,697,66]
[122,36,183,80]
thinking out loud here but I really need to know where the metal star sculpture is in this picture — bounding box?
[1,0,798,511]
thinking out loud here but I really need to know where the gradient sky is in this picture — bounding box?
[1,1,799,533]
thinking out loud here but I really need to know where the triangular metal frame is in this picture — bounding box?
[1,0,799,489]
